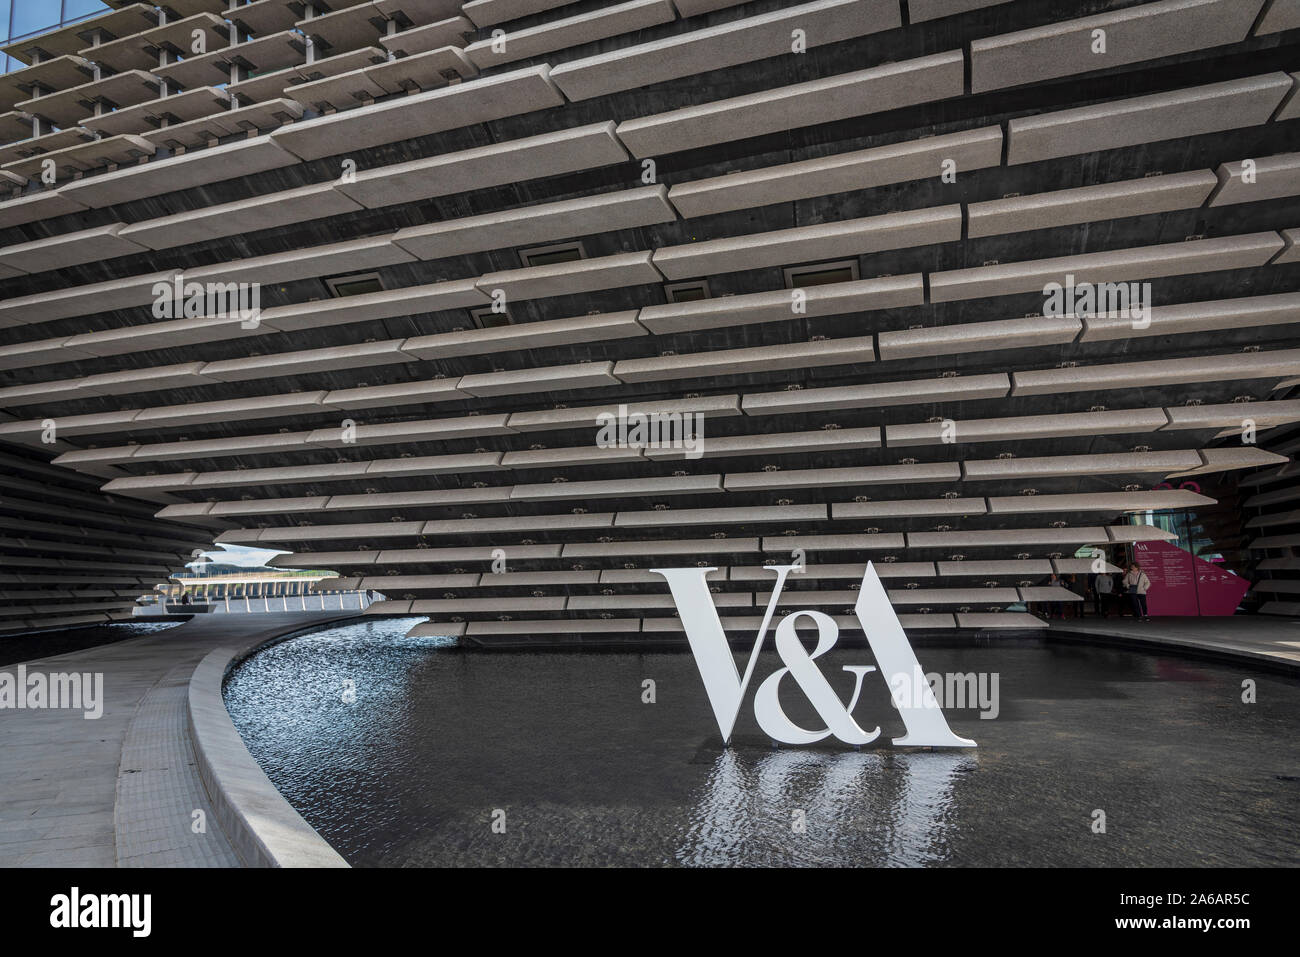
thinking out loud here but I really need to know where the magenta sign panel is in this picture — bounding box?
[1132,540,1251,616]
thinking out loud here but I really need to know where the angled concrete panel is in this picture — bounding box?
[1006,73,1292,165]
[1209,152,1300,206]
[615,51,964,157]
[550,0,901,101]
[271,65,565,161]
[465,0,677,69]
[654,205,961,280]
[669,127,1002,219]
[392,186,677,261]
[639,275,922,335]
[478,250,662,301]
[968,170,1218,237]
[971,0,1265,94]
[336,122,628,209]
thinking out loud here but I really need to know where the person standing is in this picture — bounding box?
[1065,574,1083,619]
[1123,563,1151,621]
[1092,569,1114,617]
[1044,572,1065,620]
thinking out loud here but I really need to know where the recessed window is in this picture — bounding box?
[519,241,585,268]
[470,306,510,329]
[325,272,384,297]
[783,260,860,289]
[665,280,710,303]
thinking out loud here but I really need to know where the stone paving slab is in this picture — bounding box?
[116,662,240,867]
[0,613,351,867]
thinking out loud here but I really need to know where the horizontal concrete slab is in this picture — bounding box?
[971,0,1264,93]
[392,185,677,261]
[962,450,1203,479]
[465,0,676,69]
[404,310,646,360]
[644,426,881,460]
[930,232,1283,302]
[1006,73,1292,165]
[459,360,621,397]
[669,126,1003,219]
[336,121,628,209]
[0,269,177,327]
[1210,152,1300,206]
[119,182,363,251]
[1080,292,1300,340]
[379,16,476,55]
[615,50,964,157]
[889,408,1168,446]
[878,315,1080,360]
[968,170,1218,237]
[183,234,415,287]
[462,0,575,27]
[986,489,1212,513]
[638,275,922,335]
[271,65,565,160]
[259,277,487,333]
[551,0,899,100]
[833,498,987,518]
[478,249,662,301]
[511,473,723,500]
[58,136,300,208]
[0,189,88,232]
[0,222,147,274]
[726,462,960,491]
[615,336,876,382]
[743,373,1010,415]
[653,205,961,279]
[507,394,742,431]
[1012,348,1300,395]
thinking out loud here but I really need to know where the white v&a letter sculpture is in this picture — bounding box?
[651,563,975,749]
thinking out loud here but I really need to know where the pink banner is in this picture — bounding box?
[1131,540,1250,616]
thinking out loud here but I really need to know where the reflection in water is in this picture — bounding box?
[224,619,1300,867]
[678,749,974,866]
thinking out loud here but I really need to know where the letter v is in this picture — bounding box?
[651,565,794,745]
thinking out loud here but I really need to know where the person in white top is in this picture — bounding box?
[1123,563,1152,621]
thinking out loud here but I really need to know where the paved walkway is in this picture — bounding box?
[1050,615,1300,673]
[0,613,351,867]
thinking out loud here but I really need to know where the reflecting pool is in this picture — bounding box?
[224,618,1300,867]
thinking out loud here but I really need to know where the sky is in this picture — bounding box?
[185,543,289,570]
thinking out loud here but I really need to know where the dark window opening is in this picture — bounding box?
[665,280,710,303]
[325,272,384,297]
[519,241,584,268]
[783,260,860,289]
[471,306,510,329]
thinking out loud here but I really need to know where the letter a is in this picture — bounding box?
[853,563,976,747]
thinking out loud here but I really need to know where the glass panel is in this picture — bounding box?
[10,0,60,38]
[0,0,12,42]
[63,0,109,22]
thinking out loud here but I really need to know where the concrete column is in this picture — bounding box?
[303,4,319,65]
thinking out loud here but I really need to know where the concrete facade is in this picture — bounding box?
[0,0,1298,643]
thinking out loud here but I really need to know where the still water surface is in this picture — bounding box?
[224,618,1300,867]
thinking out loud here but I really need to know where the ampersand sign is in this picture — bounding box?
[752,610,880,745]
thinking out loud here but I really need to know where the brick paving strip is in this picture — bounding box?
[0,612,353,867]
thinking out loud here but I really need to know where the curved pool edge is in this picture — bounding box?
[1047,617,1300,676]
[188,634,353,868]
